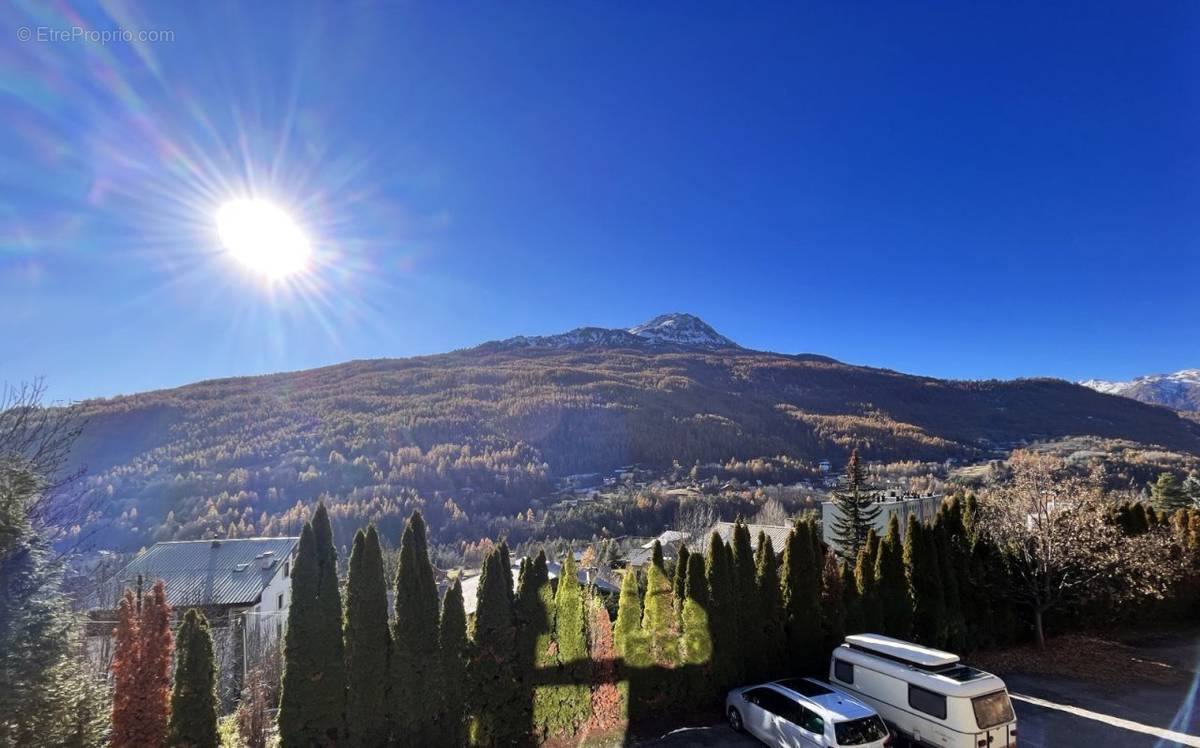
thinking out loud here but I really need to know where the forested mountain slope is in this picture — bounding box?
[61,316,1200,550]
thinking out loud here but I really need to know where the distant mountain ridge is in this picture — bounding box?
[1081,369,1200,413]
[59,313,1200,549]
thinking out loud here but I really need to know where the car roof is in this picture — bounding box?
[771,678,877,722]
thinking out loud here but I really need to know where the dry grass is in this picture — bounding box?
[970,633,1188,686]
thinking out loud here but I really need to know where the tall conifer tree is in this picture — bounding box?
[614,566,646,667]
[855,529,883,632]
[829,450,882,561]
[436,580,468,747]
[613,565,647,723]
[904,514,944,646]
[0,463,107,747]
[343,526,390,748]
[672,545,690,620]
[548,553,592,736]
[705,533,738,691]
[840,560,864,636]
[113,581,172,748]
[819,550,846,654]
[934,511,967,651]
[679,553,713,707]
[876,514,912,640]
[781,526,822,674]
[753,534,784,681]
[730,521,756,683]
[641,557,679,667]
[515,551,554,738]
[470,546,522,745]
[392,511,441,742]
[167,609,218,748]
[279,504,346,747]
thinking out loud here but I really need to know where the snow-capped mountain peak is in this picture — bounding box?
[1081,369,1200,412]
[626,313,737,347]
[486,313,738,351]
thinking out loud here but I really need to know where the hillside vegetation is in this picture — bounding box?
[63,341,1200,549]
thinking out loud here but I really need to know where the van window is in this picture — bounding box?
[908,685,947,719]
[834,658,854,684]
[971,691,1015,729]
[743,687,775,707]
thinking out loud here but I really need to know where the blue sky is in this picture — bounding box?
[2,1,1197,403]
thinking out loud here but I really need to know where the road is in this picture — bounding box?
[637,632,1200,748]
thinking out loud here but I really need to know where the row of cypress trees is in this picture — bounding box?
[278,503,622,746]
[613,519,835,717]
[277,499,1013,746]
[851,495,1021,651]
[278,503,467,746]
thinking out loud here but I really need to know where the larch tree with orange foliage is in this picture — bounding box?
[111,578,174,748]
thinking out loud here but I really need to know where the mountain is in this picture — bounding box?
[486,312,738,350]
[58,314,1200,550]
[1081,369,1200,412]
[626,313,737,347]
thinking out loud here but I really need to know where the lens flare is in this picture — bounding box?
[216,199,311,280]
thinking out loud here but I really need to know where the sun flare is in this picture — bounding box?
[216,199,312,280]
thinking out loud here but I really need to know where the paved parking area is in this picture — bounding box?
[637,631,1200,748]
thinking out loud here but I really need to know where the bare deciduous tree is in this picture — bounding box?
[978,451,1177,649]
[675,501,717,541]
[0,380,96,545]
[753,497,790,526]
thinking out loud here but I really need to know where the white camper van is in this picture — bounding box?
[828,634,1017,748]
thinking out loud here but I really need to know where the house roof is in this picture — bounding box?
[116,537,299,609]
[644,529,689,549]
[684,521,792,554]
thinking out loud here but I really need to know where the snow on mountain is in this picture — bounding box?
[626,313,737,347]
[488,313,739,351]
[1081,369,1200,412]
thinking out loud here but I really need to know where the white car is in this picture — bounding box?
[727,677,893,747]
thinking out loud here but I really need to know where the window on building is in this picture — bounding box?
[834,658,854,684]
[908,685,948,720]
[277,593,285,609]
[283,561,289,578]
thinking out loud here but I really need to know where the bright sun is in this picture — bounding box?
[216,199,312,280]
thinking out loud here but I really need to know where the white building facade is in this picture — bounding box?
[821,492,944,554]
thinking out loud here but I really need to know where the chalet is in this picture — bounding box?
[82,537,299,702]
[98,537,299,636]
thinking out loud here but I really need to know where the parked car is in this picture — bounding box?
[829,633,1017,748]
[726,676,893,747]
